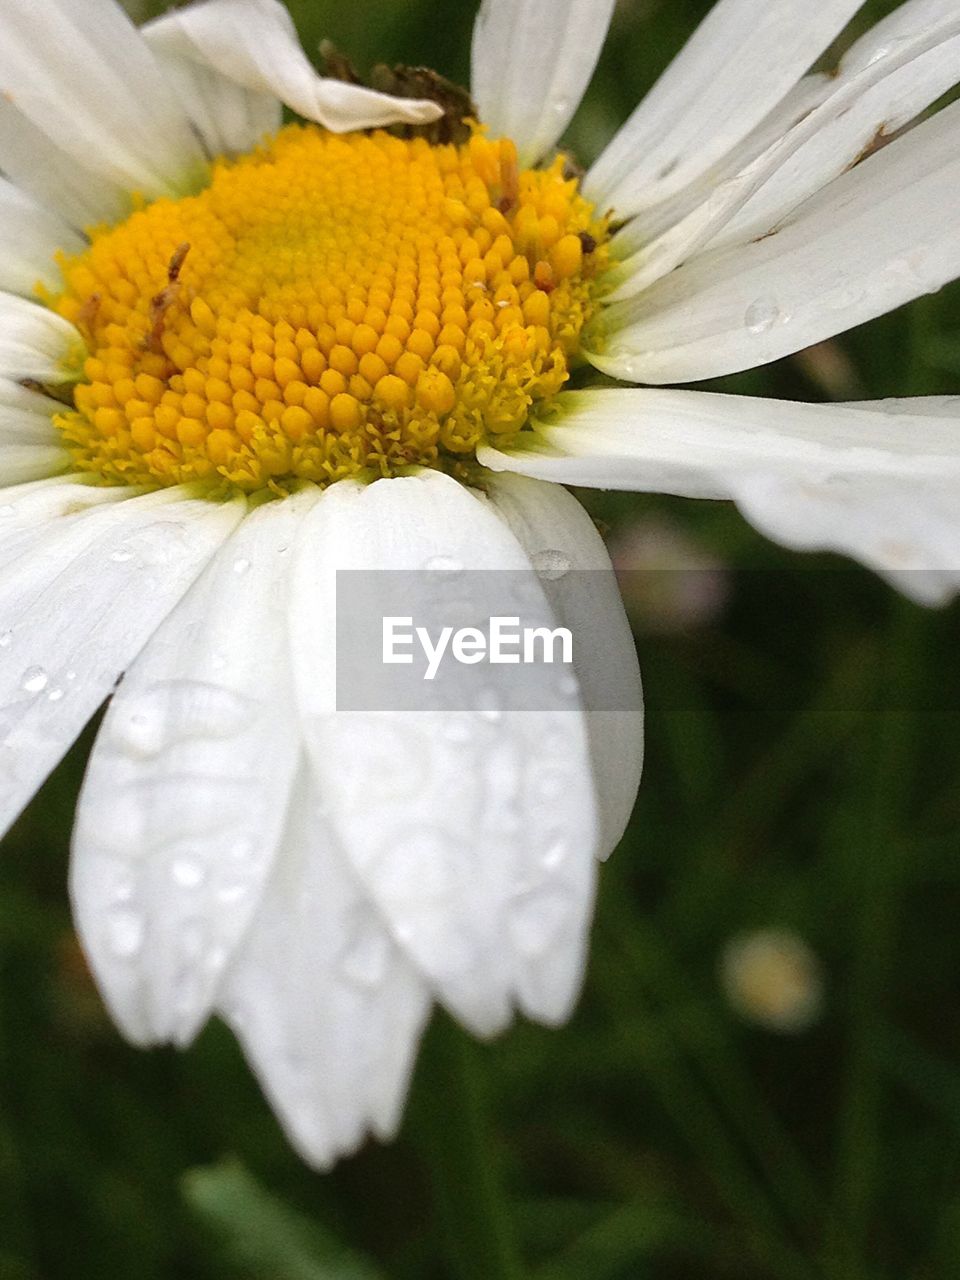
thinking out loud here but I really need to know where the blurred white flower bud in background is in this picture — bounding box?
[607,514,730,633]
[720,928,824,1034]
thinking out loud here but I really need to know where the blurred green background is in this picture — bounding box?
[2,1,960,1276]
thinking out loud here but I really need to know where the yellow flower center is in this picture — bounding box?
[50,123,608,493]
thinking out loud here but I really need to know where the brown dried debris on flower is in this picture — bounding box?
[319,41,476,145]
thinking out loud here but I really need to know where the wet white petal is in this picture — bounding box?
[595,99,960,384]
[585,0,865,218]
[479,389,960,602]
[482,472,643,862]
[71,493,314,1049]
[0,488,244,839]
[218,769,432,1170]
[0,292,82,383]
[0,476,138,572]
[153,0,443,132]
[143,9,282,157]
[471,0,617,166]
[611,75,831,258]
[608,15,960,302]
[0,178,85,297]
[0,0,206,198]
[709,0,960,254]
[290,471,599,1033]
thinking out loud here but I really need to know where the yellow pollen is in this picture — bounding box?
[50,124,609,492]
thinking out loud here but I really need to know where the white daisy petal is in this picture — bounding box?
[482,472,643,862]
[218,769,432,1170]
[143,9,282,158]
[0,478,141,575]
[0,375,71,480]
[290,471,599,1034]
[71,492,313,1050]
[0,488,244,840]
[595,98,960,384]
[478,389,960,602]
[0,178,85,298]
[0,98,130,230]
[708,0,960,254]
[585,0,865,219]
[0,446,69,487]
[0,293,82,383]
[608,15,960,302]
[0,0,206,199]
[0,377,66,434]
[149,0,443,133]
[610,75,831,258]
[0,475,134,539]
[846,396,960,417]
[470,0,617,166]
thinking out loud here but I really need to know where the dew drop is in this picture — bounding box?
[232,557,251,575]
[744,297,782,335]
[47,687,65,703]
[0,631,12,649]
[476,686,503,723]
[20,666,48,694]
[170,858,206,889]
[508,887,570,955]
[110,544,136,563]
[107,905,144,959]
[217,880,248,905]
[540,837,567,870]
[424,554,463,572]
[531,549,571,580]
[557,672,579,699]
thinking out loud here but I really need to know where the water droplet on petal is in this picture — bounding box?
[744,297,782,335]
[508,887,571,955]
[47,687,65,702]
[217,881,248,905]
[531,549,571,580]
[232,557,251,575]
[0,631,12,649]
[476,686,503,722]
[107,905,144,959]
[424,554,464,572]
[170,858,206,889]
[540,837,568,870]
[20,666,48,694]
[557,672,579,698]
[110,544,135,563]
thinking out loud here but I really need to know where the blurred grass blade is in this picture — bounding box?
[182,1161,384,1280]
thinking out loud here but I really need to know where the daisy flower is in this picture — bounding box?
[1,0,958,1167]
